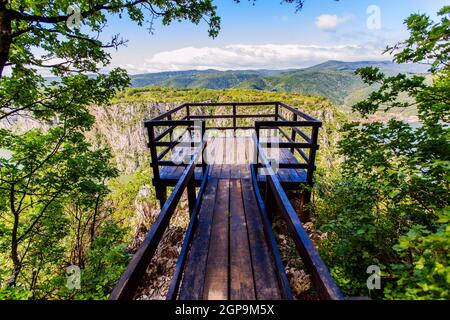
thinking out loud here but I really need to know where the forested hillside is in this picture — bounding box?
[129,61,429,106]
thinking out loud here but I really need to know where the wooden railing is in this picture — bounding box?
[109,141,207,300]
[145,102,321,196]
[255,119,321,186]
[251,133,344,300]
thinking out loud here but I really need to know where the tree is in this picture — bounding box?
[317,6,449,299]
[0,0,308,299]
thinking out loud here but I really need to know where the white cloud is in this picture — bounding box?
[315,14,352,31]
[116,43,386,74]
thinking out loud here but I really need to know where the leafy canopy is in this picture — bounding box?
[317,6,449,299]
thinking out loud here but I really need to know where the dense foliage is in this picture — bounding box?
[0,0,306,300]
[316,6,449,299]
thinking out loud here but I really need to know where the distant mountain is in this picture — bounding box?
[304,60,429,74]
[130,69,282,88]
[237,69,364,105]
[121,61,432,105]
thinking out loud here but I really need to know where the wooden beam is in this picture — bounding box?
[253,135,343,300]
[249,167,293,300]
[109,141,206,300]
[166,166,211,300]
[277,101,322,123]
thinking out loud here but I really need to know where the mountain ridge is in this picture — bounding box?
[129,60,429,105]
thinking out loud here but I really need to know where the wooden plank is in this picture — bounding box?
[272,145,291,183]
[179,179,219,300]
[236,136,247,179]
[282,148,308,184]
[241,178,281,300]
[280,148,301,183]
[203,179,230,300]
[159,166,204,183]
[229,180,256,300]
[159,147,185,180]
[230,136,241,179]
[220,137,231,179]
[159,165,178,180]
[240,137,252,179]
[210,137,224,178]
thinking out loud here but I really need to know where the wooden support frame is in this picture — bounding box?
[252,134,344,300]
[111,101,338,301]
[255,120,321,186]
[109,141,207,300]
[166,165,211,300]
[250,165,293,300]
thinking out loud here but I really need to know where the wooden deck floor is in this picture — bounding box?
[159,136,307,187]
[178,176,284,300]
[174,136,291,300]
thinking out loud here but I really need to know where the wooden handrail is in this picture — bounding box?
[150,103,188,121]
[186,101,278,107]
[166,165,211,300]
[189,114,274,119]
[252,134,344,300]
[249,165,293,300]
[144,102,321,131]
[277,101,321,123]
[255,120,321,128]
[277,114,313,143]
[109,141,207,300]
[255,120,320,184]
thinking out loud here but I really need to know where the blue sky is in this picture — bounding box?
[101,0,448,74]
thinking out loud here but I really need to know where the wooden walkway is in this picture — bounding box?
[179,176,283,300]
[109,102,345,301]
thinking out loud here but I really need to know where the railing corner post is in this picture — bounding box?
[232,103,237,135]
[291,113,298,154]
[201,120,206,175]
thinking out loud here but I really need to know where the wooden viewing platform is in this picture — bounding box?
[109,102,344,300]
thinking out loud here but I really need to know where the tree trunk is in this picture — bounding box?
[8,214,21,287]
[90,194,101,242]
[0,8,12,78]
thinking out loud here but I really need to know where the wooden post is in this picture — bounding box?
[255,122,260,172]
[232,103,237,136]
[186,104,191,137]
[187,179,196,215]
[264,174,274,224]
[306,124,319,185]
[146,123,166,208]
[303,123,319,217]
[291,113,297,154]
[187,119,199,215]
[186,104,190,120]
[275,102,279,121]
[201,120,206,176]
